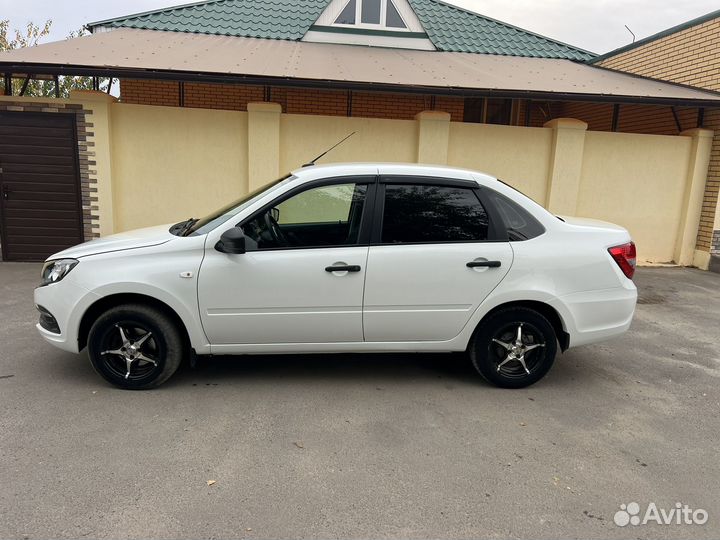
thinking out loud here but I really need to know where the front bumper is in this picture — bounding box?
[34,278,99,354]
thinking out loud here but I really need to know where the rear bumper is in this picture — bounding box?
[552,285,637,348]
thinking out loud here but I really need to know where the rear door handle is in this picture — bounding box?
[1,185,8,200]
[325,265,361,273]
[467,260,501,268]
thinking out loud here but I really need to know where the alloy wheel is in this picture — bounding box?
[489,322,546,379]
[99,322,163,381]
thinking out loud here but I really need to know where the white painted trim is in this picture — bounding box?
[302,29,435,50]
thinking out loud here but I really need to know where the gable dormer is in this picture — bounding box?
[303,0,436,50]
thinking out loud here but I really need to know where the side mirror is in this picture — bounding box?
[215,227,246,254]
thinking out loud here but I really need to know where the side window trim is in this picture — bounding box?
[370,178,507,245]
[380,175,478,189]
[237,175,378,252]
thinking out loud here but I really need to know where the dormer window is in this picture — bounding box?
[334,0,408,29]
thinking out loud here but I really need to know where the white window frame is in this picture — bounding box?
[333,0,411,31]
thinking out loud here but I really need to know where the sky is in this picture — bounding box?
[0,0,718,54]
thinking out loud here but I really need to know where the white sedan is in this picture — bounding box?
[34,164,637,389]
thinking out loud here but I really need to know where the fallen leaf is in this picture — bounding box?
[246,528,252,531]
[520,422,526,427]
[294,441,304,449]
[207,480,216,486]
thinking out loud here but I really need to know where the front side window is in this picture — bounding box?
[242,182,367,250]
[381,184,489,244]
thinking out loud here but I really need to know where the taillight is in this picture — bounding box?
[608,242,636,279]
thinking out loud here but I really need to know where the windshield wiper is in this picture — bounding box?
[179,218,199,237]
[170,218,198,237]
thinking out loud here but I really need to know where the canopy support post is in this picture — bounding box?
[611,103,620,132]
[671,106,682,133]
[19,75,31,96]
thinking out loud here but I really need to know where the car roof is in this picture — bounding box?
[290,163,498,184]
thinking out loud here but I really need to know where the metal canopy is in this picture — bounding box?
[2,28,720,106]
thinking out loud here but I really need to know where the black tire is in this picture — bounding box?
[469,307,557,389]
[87,303,184,390]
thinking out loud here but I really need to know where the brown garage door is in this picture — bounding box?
[0,112,84,262]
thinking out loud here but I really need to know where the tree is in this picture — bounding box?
[0,19,110,98]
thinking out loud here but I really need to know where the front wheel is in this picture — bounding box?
[469,307,558,388]
[87,304,184,389]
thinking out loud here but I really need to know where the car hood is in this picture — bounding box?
[48,224,176,260]
[558,215,628,233]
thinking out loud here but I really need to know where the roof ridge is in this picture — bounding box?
[590,7,720,63]
[87,0,231,29]
[424,0,595,56]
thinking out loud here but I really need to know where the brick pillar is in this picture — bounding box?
[543,118,588,216]
[70,90,117,237]
[247,102,281,191]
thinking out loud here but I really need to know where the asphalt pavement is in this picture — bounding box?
[0,263,718,539]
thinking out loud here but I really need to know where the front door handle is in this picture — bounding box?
[1,185,8,200]
[325,264,361,273]
[467,260,501,268]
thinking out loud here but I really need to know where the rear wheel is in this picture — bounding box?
[88,304,184,389]
[470,307,557,388]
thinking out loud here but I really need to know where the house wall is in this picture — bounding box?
[119,80,466,121]
[595,13,720,266]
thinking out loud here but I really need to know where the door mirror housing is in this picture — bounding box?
[216,227,246,254]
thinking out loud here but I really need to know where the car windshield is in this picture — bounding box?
[179,174,294,237]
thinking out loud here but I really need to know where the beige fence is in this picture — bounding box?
[10,91,712,266]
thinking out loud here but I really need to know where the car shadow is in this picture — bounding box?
[39,347,590,391]
[166,351,478,388]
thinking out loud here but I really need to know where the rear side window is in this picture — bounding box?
[381,184,489,243]
[486,190,545,241]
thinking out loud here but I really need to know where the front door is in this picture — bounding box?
[198,178,373,344]
[363,180,513,342]
[0,112,83,261]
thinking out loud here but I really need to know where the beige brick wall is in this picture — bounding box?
[596,15,720,253]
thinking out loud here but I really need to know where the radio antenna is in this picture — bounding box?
[303,132,357,167]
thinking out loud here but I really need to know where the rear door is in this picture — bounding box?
[363,177,513,342]
[0,112,83,261]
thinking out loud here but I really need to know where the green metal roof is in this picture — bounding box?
[88,0,594,60]
[409,0,593,60]
[88,0,329,41]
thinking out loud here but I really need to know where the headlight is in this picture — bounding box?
[40,259,79,287]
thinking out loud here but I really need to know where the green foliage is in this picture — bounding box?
[0,19,110,98]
